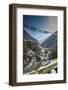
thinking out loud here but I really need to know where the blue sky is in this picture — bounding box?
[23,15,57,32]
[23,15,57,43]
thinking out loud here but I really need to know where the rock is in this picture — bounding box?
[23,40,51,74]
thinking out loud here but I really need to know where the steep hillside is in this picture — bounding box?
[23,29,39,45]
[42,31,57,49]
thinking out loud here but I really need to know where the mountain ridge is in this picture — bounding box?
[41,31,57,49]
[23,29,39,45]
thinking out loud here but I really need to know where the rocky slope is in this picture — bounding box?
[23,30,51,74]
[41,31,57,49]
[42,31,57,59]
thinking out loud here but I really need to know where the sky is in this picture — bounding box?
[23,15,57,33]
[23,15,57,44]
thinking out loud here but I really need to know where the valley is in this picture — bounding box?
[23,28,57,74]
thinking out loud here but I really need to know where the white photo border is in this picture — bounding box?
[16,8,64,82]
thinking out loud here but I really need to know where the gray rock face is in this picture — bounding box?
[42,31,57,49]
[23,29,54,74]
[23,40,50,74]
